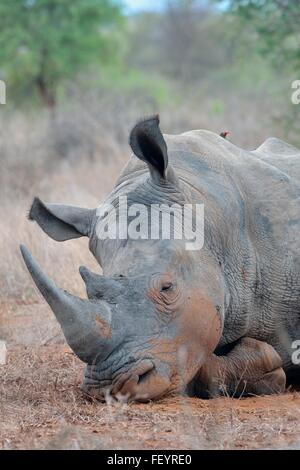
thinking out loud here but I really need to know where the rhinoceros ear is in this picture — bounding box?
[129,115,168,181]
[28,197,95,241]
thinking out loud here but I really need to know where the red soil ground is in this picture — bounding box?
[1,301,300,450]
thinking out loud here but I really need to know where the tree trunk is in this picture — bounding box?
[36,76,56,108]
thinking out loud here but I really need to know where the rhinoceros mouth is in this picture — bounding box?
[82,358,156,400]
[82,357,175,402]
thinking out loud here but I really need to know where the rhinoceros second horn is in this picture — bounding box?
[20,244,112,364]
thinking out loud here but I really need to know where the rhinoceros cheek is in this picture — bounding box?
[180,292,222,354]
[148,293,222,386]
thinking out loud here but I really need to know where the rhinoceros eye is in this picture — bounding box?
[160,282,173,292]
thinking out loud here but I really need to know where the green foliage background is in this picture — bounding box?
[222,0,300,72]
[0,0,299,142]
[0,0,123,105]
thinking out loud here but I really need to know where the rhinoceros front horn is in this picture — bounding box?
[20,245,113,364]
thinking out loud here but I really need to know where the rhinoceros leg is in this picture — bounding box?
[190,337,286,398]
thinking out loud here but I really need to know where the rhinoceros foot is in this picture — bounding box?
[190,337,286,398]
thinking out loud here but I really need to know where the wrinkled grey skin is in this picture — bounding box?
[21,116,300,401]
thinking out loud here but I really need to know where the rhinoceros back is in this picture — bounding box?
[253,137,300,183]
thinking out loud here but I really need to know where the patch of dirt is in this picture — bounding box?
[1,301,300,450]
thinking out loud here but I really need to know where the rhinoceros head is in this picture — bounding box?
[21,116,225,401]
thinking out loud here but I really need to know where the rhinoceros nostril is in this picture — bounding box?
[117,360,155,393]
[135,360,155,384]
[137,367,154,384]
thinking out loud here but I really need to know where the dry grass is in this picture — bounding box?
[1,89,299,449]
[1,337,300,450]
